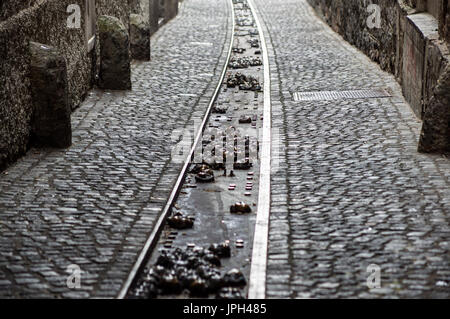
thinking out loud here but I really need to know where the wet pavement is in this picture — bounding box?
[129,0,265,299]
[0,0,231,298]
[0,0,449,300]
[254,0,450,299]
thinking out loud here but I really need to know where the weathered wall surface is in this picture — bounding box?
[404,0,449,42]
[307,0,408,76]
[0,0,131,170]
[307,0,448,89]
[0,0,40,22]
[307,0,450,152]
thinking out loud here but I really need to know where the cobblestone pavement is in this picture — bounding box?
[0,0,231,298]
[253,0,450,298]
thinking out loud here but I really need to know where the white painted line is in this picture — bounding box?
[190,42,214,46]
[247,0,271,300]
[116,0,236,299]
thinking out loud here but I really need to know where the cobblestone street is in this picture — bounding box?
[0,0,449,300]
[255,0,450,298]
[0,0,231,298]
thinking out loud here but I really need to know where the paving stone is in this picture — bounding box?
[0,0,231,298]
[254,0,450,299]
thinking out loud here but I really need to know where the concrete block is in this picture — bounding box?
[165,0,178,22]
[402,13,439,118]
[419,41,450,153]
[29,42,72,148]
[130,14,151,61]
[419,64,450,153]
[98,15,132,90]
[149,0,160,34]
[423,38,448,107]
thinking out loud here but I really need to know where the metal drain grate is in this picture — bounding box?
[293,89,392,101]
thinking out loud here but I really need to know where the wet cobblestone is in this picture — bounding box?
[0,0,231,298]
[253,0,450,299]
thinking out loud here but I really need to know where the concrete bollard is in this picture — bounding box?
[172,0,179,18]
[130,14,151,61]
[418,65,450,153]
[29,42,72,148]
[159,0,166,23]
[149,0,160,35]
[165,0,179,22]
[174,0,179,17]
[98,15,132,90]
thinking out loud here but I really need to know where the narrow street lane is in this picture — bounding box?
[254,0,450,298]
[0,0,231,298]
[0,0,449,300]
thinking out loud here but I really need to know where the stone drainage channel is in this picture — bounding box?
[119,0,269,300]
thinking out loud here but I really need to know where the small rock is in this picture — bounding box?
[216,287,244,299]
[209,242,231,258]
[239,115,252,124]
[222,269,247,287]
[167,212,194,230]
[194,165,215,183]
[230,202,252,214]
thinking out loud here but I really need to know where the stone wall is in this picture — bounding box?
[0,0,40,22]
[306,0,449,95]
[404,0,450,43]
[307,0,408,76]
[0,0,131,170]
[307,0,450,152]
